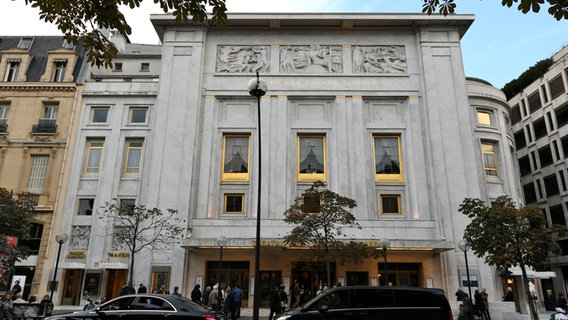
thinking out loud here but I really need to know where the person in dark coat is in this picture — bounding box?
[223,287,237,320]
[268,285,281,320]
[191,284,202,305]
[559,293,568,310]
[279,284,288,313]
[137,284,147,294]
[461,293,474,320]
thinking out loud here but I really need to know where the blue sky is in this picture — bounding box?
[0,0,566,89]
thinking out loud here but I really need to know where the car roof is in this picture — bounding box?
[325,286,446,295]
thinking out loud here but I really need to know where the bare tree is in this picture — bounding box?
[99,200,185,287]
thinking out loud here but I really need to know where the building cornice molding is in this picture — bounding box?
[0,84,77,92]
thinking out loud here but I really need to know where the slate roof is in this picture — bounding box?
[0,36,86,82]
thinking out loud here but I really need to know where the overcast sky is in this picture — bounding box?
[1,0,567,89]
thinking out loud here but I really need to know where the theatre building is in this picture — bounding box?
[52,13,523,317]
[144,13,520,312]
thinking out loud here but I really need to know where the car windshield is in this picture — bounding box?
[169,295,209,311]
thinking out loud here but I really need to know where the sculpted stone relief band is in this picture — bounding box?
[215,45,407,74]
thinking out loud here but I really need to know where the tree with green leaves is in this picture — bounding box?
[423,0,568,20]
[99,200,185,287]
[23,0,228,68]
[283,181,370,287]
[459,195,568,320]
[0,188,36,280]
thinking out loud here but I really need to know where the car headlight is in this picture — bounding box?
[275,315,291,320]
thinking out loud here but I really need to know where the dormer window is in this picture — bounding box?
[4,60,20,82]
[62,39,75,49]
[17,37,34,50]
[53,60,67,82]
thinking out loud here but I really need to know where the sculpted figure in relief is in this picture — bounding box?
[216,46,269,73]
[71,225,91,250]
[280,45,342,73]
[352,45,407,74]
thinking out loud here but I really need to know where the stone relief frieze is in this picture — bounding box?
[216,46,270,73]
[70,225,91,250]
[352,46,407,74]
[280,45,343,73]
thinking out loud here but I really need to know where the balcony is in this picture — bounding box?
[31,119,57,134]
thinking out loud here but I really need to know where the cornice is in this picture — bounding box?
[0,84,77,92]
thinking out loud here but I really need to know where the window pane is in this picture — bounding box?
[92,108,109,123]
[26,155,49,193]
[130,108,147,123]
[375,137,401,174]
[481,143,498,177]
[86,141,104,174]
[224,136,249,173]
[477,111,492,126]
[381,195,400,214]
[78,199,94,215]
[299,136,325,173]
[125,141,143,174]
[225,194,244,213]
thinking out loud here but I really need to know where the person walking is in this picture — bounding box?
[202,286,211,306]
[232,284,243,318]
[191,284,202,305]
[209,284,222,311]
[279,284,288,313]
[137,283,147,294]
[480,288,491,320]
[461,293,474,320]
[38,294,54,317]
[455,287,466,302]
[268,285,281,320]
[172,286,182,297]
[24,295,39,319]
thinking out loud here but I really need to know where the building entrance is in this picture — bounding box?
[61,269,83,305]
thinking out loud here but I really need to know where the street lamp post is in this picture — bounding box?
[216,236,228,312]
[247,72,267,320]
[458,239,472,298]
[379,238,390,286]
[50,233,68,301]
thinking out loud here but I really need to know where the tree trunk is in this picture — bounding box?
[129,246,136,287]
[520,263,539,320]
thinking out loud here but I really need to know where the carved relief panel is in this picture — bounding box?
[216,46,270,73]
[280,45,343,73]
[352,46,407,74]
[70,225,91,250]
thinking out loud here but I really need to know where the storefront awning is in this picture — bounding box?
[509,267,556,278]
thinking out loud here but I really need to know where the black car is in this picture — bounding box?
[46,294,225,320]
[275,286,452,320]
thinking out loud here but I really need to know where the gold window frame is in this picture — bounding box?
[85,140,104,174]
[224,193,245,214]
[221,134,251,182]
[124,140,144,174]
[481,142,498,177]
[373,135,404,182]
[297,135,327,183]
[380,195,401,215]
[477,110,493,126]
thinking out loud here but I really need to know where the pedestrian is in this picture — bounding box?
[11,293,25,319]
[172,286,181,297]
[191,284,202,305]
[202,286,211,306]
[209,284,222,311]
[158,284,170,294]
[119,283,134,296]
[462,293,474,320]
[455,287,466,301]
[503,287,514,301]
[232,284,243,318]
[291,280,300,308]
[38,294,54,317]
[137,283,147,294]
[224,287,237,320]
[279,284,288,313]
[268,285,281,320]
[1,293,13,319]
[24,294,39,319]
[474,289,483,319]
[480,288,491,320]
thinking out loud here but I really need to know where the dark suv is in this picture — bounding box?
[275,286,452,320]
